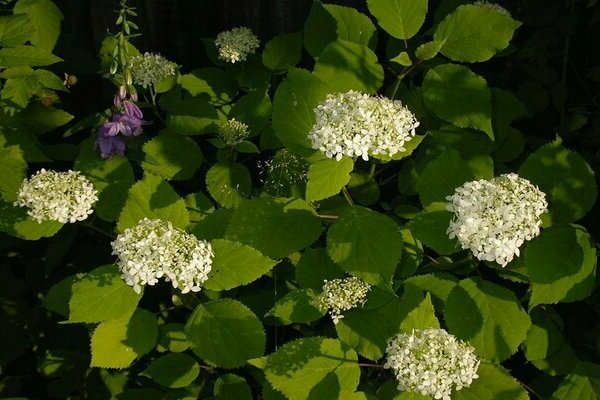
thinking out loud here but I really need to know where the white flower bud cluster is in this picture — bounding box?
[318,277,371,324]
[308,90,420,161]
[218,118,250,146]
[111,218,213,294]
[385,328,480,400]
[130,52,177,88]
[474,0,511,16]
[214,27,260,63]
[446,173,547,267]
[14,169,97,223]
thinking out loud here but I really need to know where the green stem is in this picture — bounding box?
[318,214,339,220]
[368,162,377,179]
[77,222,115,239]
[342,187,354,205]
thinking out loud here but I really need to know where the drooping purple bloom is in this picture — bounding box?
[95,125,126,159]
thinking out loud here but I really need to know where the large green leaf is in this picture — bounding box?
[434,4,521,63]
[0,199,62,240]
[225,197,322,259]
[203,239,278,291]
[185,299,265,369]
[313,40,384,94]
[205,162,251,209]
[14,0,63,52]
[117,173,189,232]
[262,32,303,72]
[214,374,253,400]
[90,308,158,369]
[417,149,475,206]
[142,131,203,181]
[141,353,200,389]
[0,14,33,47]
[327,205,402,286]
[179,67,237,105]
[68,265,141,324]
[260,337,360,400]
[399,293,440,332]
[524,224,596,308]
[0,144,26,202]
[295,248,345,290]
[306,157,354,202]
[0,45,61,67]
[161,90,219,135]
[444,278,531,362]
[266,288,325,325]
[422,64,493,138]
[323,4,377,49]
[303,1,338,58]
[454,363,528,400]
[519,140,597,226]
[404,273,458,312]
[367,0,427,40]
[551,363,600,400]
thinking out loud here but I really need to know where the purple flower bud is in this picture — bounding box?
[95,126,125,159]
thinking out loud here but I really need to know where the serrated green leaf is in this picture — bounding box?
[404,273,458,311]
[0,199,62,240]
[191,208,232,241]
[327,205,402,286]
[204,239,278,291]
[68,265,141,323]
[551,362,600,400]
[266,288,325,325]
[205,162,251,209]
[444,278,531,362]
[314,40,384,94]
[415,40,445,61]
[161,90,219,135]
[44,275,79,317]
[229,90,271,135]
[1,74,41,108]
[434,4,521,63]
[306,157,354,202]
[422,64,493,138]
[399,293,440,332]
[225,196,321,259]
[156,323,190,353]
[117,173,189,232]
[296,248,345,290]
[33,69,67,91]
[142,131,203,180]
[235,140,260,154]
[367,0,427,40]
[90,309,158,369]
[390,51,411,66]
[14,103,73,133]
[0,45,61,67]
[396,227,423,277]
[303,1,338,58]
[519,140,597,226]
[185,299,265,369]
[525,224,596,308]
[262,32,303,71]
[0,14,33,47]
[262,337,360,400]
[141,353,200,388]
[14,0,63,52]
[323,4,377,49]
[214,374,253,400]
[0,144,26,202]
[179,67,237,105]
[272,68,327,156]
[454,363,528,400]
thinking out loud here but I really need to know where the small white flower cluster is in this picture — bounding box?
[111,218,214,294]
[218,118,250,146]
[474,0,510,16]
[308,90,420,161]
[214,27,260,63]
[385,328,480,400]
[446,173,547,267]
[318,277,371,324]
[130,52,177,88]
[14,169,97,223]
[262,149,308,196]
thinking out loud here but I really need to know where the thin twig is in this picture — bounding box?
[342,187,354,205]
[318,214,339,220]
[358,363,384,368]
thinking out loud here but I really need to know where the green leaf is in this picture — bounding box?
[444,278,531,362]
[74,139,134,221]
[415,40,445,61]
[434,4,521,63]
[229,90,272,135]
[205,162,251,209]
[156,323,190,353]
[303,1,338,58]
[525,224,597,308]
[296,248,345,290]
[313,40,384,94]
[0,14,33,47]
[262,32,303,71]
[519,140,597,226]
[33,69,67,91]
[323,4,377,49]
[399,293,440,332]
[203,239,278,291]
[1,74,41,108]
[179,68,237,105]
[306,157,354,202]
[417,149,476,206]
[266,289,325,325]
[551,363,600,400]
[0,200,62,240]
[235,140,260,154]
[14,0,63,52]
[13,103,73,132]
[454,363,528,400]
[44,275,79,317]
[68,265,141,324]
[422,64,493,138]
[141,353,200,389]
[367,0,428,39]
[225,197,322,259]
[0,144,26,202]
[327,205,403,286]
[272,68,327,156]
[262,337,360,400]
[191,208,232,241]
[161,90,219,135]
[390,51,411,66]
[214,374,253,400]
[142,131,203,180]
[396,227,424,277]
[185,299,265,369]
[404,273,458,311]
[117,173,189,232]
[0,45,61,67]
[90,309,158,369]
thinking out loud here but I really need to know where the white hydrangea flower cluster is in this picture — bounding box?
[385,328,480,400]
[130,52,177,88]
[318,277,371,324]
[14,169,97,223]
[214,27,260,63]
[446,173,547,267]
[111,218,214,294]
[308,90,419,161]
[474,0,510,16]
[218,118,250,146]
